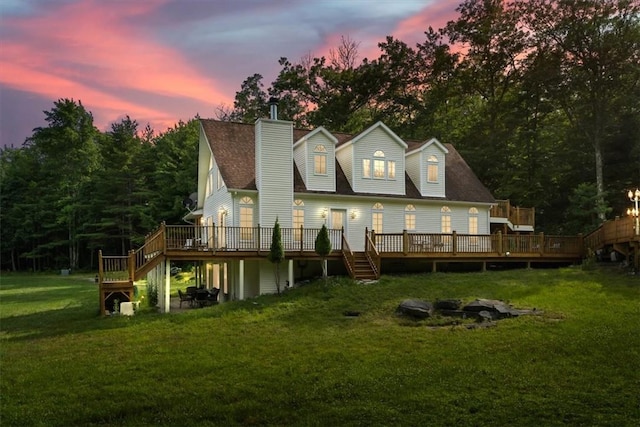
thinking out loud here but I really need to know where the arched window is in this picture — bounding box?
[239,197,254,240]
[441,206,451,233]
[362,151,396,180]
[372,203,384,233]
[293,200,304,240]
[427,155,439,183]
[468,207,479,244]
[405,204,416,231]
[314,145,327,175]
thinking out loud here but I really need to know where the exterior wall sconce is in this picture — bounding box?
[628,188,640,236]
[321,208,328,219]
[219,207,228,215]
[350,210,357,220]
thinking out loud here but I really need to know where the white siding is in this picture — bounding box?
[351,126,405,195]
[305,133,336,192]
[255,119,294,227]
[422,145,446,197]
[336,144,353,190]
[405,151,422,195]
[293,142,307,187]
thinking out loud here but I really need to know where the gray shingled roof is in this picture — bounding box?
[200,119,495,204]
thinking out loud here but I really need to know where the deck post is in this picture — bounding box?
[496,230,503,255]
[163,258,170,313]
[539,232,545,255]
[128,250,135,283]
[432,261,437,273]
[288,259,294,289]
[402,230,408,255]
[238,259,245,300]
[481,261,486,272]
[452,231,457,255]
[257,224,261,255]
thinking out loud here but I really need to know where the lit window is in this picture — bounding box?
[468,207,478,243]
[293,200,304,241]
[388,160,396,179]
[361,158,370,178]
[372,203,384,233]
[314,145,327,175]
[427,155,439,183]
[373,151,385,179]
[240,197,254,240]
[441,206,451,233]
[405,204,416,230]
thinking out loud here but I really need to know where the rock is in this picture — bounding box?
[462,299,520,319]
[434,299,462,310]
[396,299,433,319]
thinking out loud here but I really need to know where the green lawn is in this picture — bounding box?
[1,268,639,426]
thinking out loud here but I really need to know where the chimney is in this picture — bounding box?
[268,97,279,120]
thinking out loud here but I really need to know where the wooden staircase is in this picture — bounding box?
[351,251,378,280]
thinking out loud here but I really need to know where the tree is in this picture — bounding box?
[267,217,284,295]
[23,98,100,269]
[314,224,332,279]
[523,0,640,221]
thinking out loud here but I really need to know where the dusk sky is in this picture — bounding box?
[0,0,461,148]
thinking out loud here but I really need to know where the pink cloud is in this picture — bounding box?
[308,1,461,66]
[0,0,231,133]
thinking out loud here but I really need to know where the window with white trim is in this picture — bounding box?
[372,202,384,233]
[405,204,416,231]
[427,155,439,183]
[468,207,478,245]
[314,145,327,175]
[239,197,254,240]
[362,158,371,178]
[362,151,396,180]
[293,200,304,241]
[441,206,451,233]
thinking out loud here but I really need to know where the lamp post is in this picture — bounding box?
[628,188,640,236]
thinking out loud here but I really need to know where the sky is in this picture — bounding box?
[0,0,462,148]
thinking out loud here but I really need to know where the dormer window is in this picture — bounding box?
[314,144,327,175]
[363,151,396,180]
[427,155,439,183]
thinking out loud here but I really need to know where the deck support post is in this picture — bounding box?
[162,258,171,313]
[288,259,294,289]
[432,261,437,273]
[481,261,486,272]
[238,259,245,300]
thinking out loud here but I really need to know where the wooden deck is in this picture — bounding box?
[97,215,639,314]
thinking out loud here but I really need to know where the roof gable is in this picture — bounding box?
[336,121,408,153]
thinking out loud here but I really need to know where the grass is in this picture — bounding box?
[1,267,639,426]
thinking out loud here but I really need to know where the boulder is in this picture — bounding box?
[396,299,434,319]
[462,299,520,319]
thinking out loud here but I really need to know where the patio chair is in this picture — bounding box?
[178,289,193,308]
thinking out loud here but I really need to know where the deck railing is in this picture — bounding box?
[373,230,582,257]
[491,200,535,227]
[584,216,636,250]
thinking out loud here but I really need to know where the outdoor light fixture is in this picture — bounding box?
[628,188,640,236]
[321,208,328,219]
[350,210,357,220]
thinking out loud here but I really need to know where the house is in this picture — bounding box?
[190,105,496,300]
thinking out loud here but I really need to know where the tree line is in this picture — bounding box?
[1,0,638,271]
